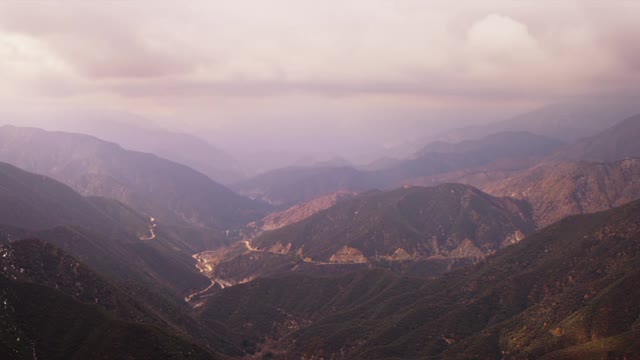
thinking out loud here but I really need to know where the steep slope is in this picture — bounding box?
[0,162,141,236]
[252,184,534,263]
[247,191,357,234]
[197,270,410,356]
[484,158,640,227]
[292,198,640,359]
[551,114,640,162]
[0,162,208,293]
[0,239,228,359]
[202,198,640,359]
[188,184,531,293]
[0,125,269,232]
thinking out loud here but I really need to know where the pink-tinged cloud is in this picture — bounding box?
[0,0,638,154]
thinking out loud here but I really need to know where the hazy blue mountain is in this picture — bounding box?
[0,125,270,233]
[550,114,640,162]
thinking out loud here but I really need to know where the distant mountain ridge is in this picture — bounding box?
[0,125,269,233]
[550,114,640,162]
[415,131,563,157]
[431,99,640,143]
[31,115,245,184]
[235,131,562,206]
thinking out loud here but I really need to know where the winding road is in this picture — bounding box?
[184,279,217,303]
[243,239,259,251]
[139,216,157,241]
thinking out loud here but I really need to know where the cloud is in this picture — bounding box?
[467,14,544,67]
[0,0,638,135]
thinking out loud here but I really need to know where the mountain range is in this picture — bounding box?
[550,114,640,162]
[201,197,640,359]
[484,158,640,227]
[234,131,563,206]
[1,109,640,359]
[30,113,245,184]
[0,238,234,359]
[0,161,208,292]
[0,125,269,235]
[252,184,534,263]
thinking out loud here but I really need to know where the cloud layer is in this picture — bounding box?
[0,0,638,155]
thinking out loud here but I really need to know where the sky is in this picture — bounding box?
[0,0,639,163]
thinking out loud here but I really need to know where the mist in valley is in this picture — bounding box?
[1,1,640,359]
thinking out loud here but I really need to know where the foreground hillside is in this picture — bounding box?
[0,239,222,359]
[201,198,640,359]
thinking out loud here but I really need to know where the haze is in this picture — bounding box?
[1,0,639,171]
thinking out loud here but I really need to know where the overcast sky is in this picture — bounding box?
[0,0,639,161]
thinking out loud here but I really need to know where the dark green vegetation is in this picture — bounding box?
[202,198,640,359]
[253,183,534,262]
[0,125,269,234]
[0,239,226,359]
[234,131,562,206]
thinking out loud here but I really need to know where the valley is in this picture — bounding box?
[1,5,639,357]
[155,113,640,359]
[3,114,640,358]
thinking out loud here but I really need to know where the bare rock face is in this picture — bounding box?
[329,246,368,264]
[502,230,526,247]
[266,242,292,254]
[448,238,485,259]
[387,248,413,261]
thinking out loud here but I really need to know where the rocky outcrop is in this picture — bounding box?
[329,246,368,264]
